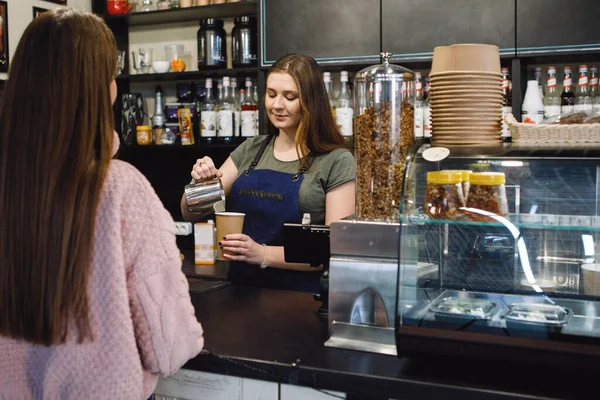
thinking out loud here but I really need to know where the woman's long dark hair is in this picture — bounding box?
[0,8,117,345]
[266,54,350,166]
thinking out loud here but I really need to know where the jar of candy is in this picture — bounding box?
[424,171,465,219]
[465,172,509,217]
[136,125,153,145]
[443,170,473,202]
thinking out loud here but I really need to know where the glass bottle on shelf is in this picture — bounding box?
[423,75,431,140]
[252,81,258,104]
[217,77,234,144]
[241,77,258,140]
[152,85,166,145]
[231,77,241,140]
[561,66,575,115]
[335,71,354,146]
[534,66,544,99]
[353,52,415,221]
[413,72,424,139]
[200,78,217,144]
[543,66,561,120]
[590,66,599,111]
[323,72,336,121]
[501,67,512,141]
[575,64,592,114]
[157,0,170,10]
[139,0,155,12]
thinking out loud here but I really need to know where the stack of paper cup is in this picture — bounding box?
[429,44,503,146]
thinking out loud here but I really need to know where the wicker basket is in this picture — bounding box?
[505,113,600,145]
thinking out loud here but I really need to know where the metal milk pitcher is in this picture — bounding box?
[184,178,226,216]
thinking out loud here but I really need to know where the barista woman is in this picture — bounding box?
[181,53,355,292]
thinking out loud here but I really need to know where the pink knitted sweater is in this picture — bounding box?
[0,159,204,399]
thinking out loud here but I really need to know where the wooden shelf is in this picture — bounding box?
[106,1,257,27]
[121,67,258,83]
[119,142,240,150]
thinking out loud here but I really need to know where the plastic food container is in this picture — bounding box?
[465,172,509,217]
[424,170,465,219]
[502,303,572,338]
[136,125,152,145]
[430,296,497,321]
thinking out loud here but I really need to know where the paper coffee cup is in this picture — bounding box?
[215,212,245,261]
[582,264,600,296]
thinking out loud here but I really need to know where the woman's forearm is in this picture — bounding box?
[262,246,322,272]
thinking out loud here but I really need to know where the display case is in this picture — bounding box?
[396,143,600,366]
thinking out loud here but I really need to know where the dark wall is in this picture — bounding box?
[383,0,516,59]
[261,0,600,65]
[517,0,600,55]
[261,0,381,65]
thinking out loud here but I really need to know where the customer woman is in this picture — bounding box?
[0,9,203,399]
[181,53,356,292]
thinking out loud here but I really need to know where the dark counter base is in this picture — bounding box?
[184,284,600,400]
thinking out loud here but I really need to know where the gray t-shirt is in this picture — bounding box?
[230,135,355,225]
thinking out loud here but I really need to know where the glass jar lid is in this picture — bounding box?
[427,171,463,185]
[443,170,473,182]
[470,172,506,185]
[354,52,414,83]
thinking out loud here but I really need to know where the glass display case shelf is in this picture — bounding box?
[407,213,600,232]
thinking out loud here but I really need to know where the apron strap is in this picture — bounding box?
[244,133,313,180]
[245,134,275,176]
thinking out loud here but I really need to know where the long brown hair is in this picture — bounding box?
[0,8,117,345]
[266,54,349,166]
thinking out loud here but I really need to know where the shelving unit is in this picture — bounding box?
[108,1,257,26]
[124,67,258,83]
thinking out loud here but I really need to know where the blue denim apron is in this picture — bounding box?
[226,134,321,292]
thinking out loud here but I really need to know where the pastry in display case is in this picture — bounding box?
[396,143,600,366]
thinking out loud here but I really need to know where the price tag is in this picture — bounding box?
[422,147,450,162]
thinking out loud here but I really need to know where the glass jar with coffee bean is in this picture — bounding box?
[353,52,415,221]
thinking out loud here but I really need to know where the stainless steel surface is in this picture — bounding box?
[324,322,397,356]
[330,219,401,259]
[184,179,226,216]
[329,258,399,329]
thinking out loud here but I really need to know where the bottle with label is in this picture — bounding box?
[252,80,258,104]
[217,77,234,143]
[544,66,561,120]
[200,78,217,143]
[335,71,354,145]
[590,66,599,111]
[323,72,336,121]
[501,67,512,140]
[575,64,592,114]
[561,66,575,115]
[152,85,166,145]
[423,75,431,140]
[231,77,241,140]
[413,72,424,139]
[423,76,432,139]
[241,77,258,139]
[534,66,544,99]
[522,80,544,124]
